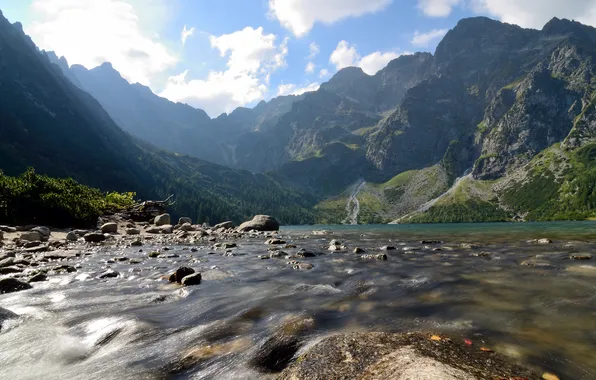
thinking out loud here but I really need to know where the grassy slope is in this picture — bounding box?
[316,164,450,224]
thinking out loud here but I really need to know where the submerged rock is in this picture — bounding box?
[249,314,315,372]
[353,247,365,254]
[362,253,388,260]
[238,215,280,232]
[0,277,32,294]
[278,332,537,379]
[266,238,286,245]
[380,246,396,251]
[29,273,48,282]
[0,306,18,331]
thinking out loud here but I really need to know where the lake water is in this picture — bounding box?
[1,222,596,379]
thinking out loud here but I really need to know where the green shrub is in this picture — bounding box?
[0,168,135,227]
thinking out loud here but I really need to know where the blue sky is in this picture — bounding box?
[0,0,594,117]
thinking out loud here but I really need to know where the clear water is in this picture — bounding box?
[1,222,596,379]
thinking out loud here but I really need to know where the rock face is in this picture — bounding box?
[278,332,537,379]
[154,213,171,226]
[238,215,280,232]
[0,277,32,294]
[100,222,118,233]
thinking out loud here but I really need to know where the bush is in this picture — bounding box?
[0,168,135,227]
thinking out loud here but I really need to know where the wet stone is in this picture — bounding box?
[181,272,202,286]
[99,269,120,279]
[353,247,365,254]
[0,277,32,294]
[171,266,195,283]
[380,246,396,251]
[29,273,47,282]
[362,253,388,261]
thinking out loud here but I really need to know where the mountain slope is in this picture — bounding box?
[0,10,315,225]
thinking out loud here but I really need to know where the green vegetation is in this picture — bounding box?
[406,199,511,223]
[477,121,488,134]
[0,168,135,227]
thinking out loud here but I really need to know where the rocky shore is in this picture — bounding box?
[0,214,577,379]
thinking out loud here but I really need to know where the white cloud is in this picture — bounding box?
[277,82,320,96]
[411,28,448,47]
[329,40,360,70]
[159,27,289,117]
[471,0,596,28]
[358,51,400,75]
[417,0,462,17]
[181,25,195,46]
[329,40,401,75]
[305,61,315,73]
[269,0,392,37]
[319,68,330,78]
[27,0,177,86]
[308,42,320,59]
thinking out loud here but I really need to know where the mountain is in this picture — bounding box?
[0,10,315,225]
[317,17,596,223]
[16,10,596,224]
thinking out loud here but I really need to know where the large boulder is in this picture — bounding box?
[31,226,50,241]
[0,277,32,294]
[154,213,171,226]
[20,231,42,242]
[100,222,118,233]
[278,332,538,379]
[237,215,279,232]
[170,266,195,283]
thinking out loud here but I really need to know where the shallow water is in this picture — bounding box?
[2,222,596,379]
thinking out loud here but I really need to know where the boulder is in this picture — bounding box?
[0,257,15,268]
[84,232,107,243]
[126,228,141,235]
[237,215,279,232]
[181,272,202,286]
[0,277,32,294]
[0,306,18,331]
[99,269,119,279]
[266,238,286,245]
[214,221,234,230]
[353,247,365,254]
[278,332,537,380]
[170,266,195,283]
[100,222,118,234]
[161,225,174,234]
[20,231,42,242]
[66,231,78,241]
[154,213,171,226]
[178,217,192,225]
[29,273,48,282]
[0,226,17,233]
[178,223,194,232]
[31,226,50,241]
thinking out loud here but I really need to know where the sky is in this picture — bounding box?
[1,0,595,117]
